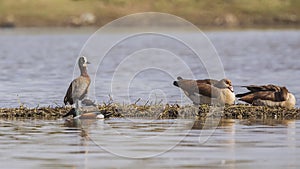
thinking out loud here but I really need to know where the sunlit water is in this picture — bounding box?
[0,28,299,168]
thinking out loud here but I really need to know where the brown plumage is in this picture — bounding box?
[64,56,91,107]
[173,77,235,105]
[236,84,296,108]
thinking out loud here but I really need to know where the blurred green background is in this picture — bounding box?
[0,0,299,28]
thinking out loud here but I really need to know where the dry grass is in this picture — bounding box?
[1,103,299,120]
[0,0,299,28]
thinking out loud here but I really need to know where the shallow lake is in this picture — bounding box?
[0,28,299,168]
[0,118,299,168]
[0,28,299,107]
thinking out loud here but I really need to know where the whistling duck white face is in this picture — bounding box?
[78,56,90,67]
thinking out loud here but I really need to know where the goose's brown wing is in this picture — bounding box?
[236,85,278,98]
[238,91,277,104]
[196,79,219,85]
[243,85,280,92]
[174,78,219,98]
[237,84,287,102]
[196,83,220,98]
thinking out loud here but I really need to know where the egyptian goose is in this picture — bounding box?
[64,56,91,109]
[173,77,235,105]
[236,85,296,108]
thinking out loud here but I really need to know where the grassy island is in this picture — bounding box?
[1,104,299,120]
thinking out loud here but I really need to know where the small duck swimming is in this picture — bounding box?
[173,77,235,105]
[63,108,105,119]
[236,84,296,109]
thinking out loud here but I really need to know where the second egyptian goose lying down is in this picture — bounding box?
[236,85,296,109]
[173,77,235,105]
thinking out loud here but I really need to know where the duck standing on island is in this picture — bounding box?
[173,77,235,105]
[236,84,296,109]
[64,56,91,109]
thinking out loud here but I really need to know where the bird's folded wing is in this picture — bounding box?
[196,79,219,85]
[196,83,219,98]
[240,91,277,102]
[176,79,220,98]
[64,83,74,104]
[243,85,280,92]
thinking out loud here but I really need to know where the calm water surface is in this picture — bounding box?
[0,118,299,169]
[0,28,299,168]
[0,28,299,107]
